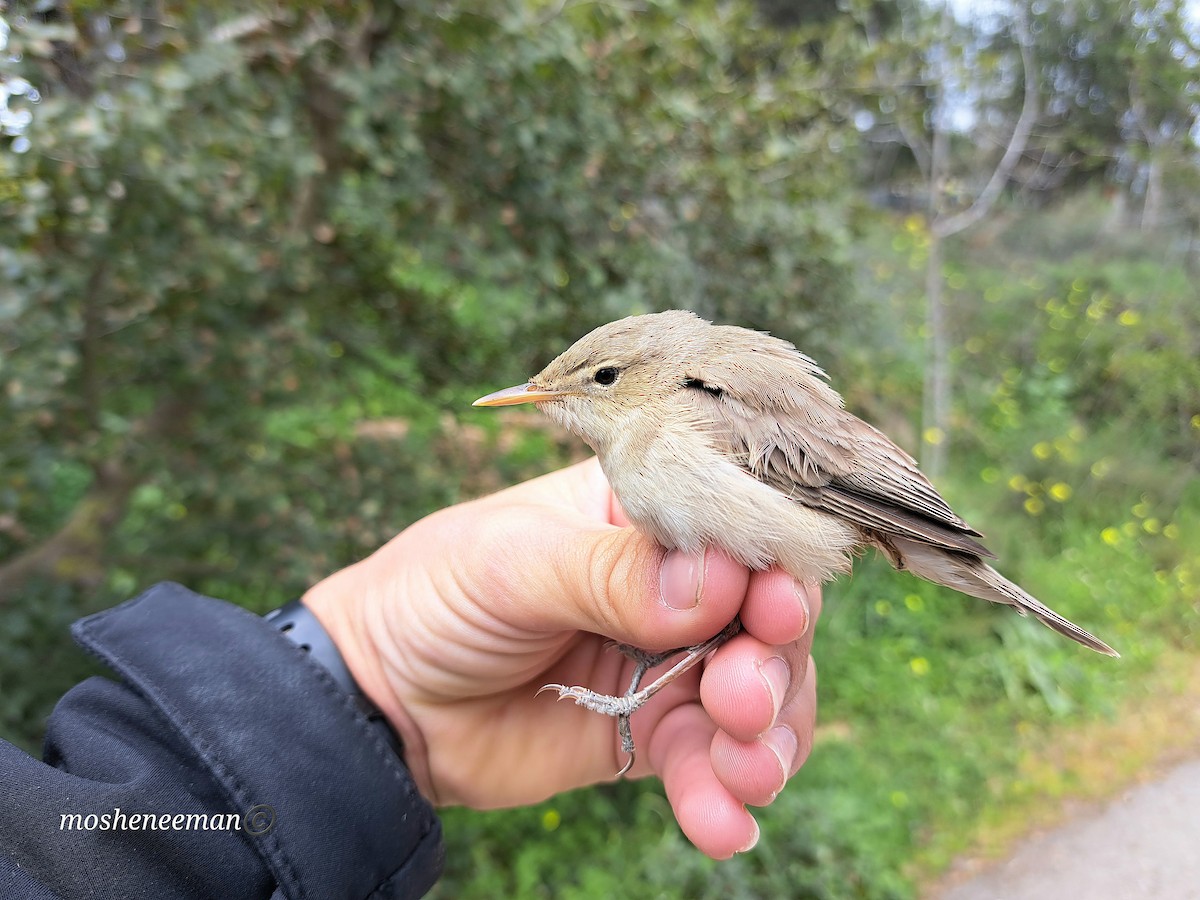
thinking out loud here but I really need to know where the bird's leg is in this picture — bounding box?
[611,645,669,776]
[540,618,743,775]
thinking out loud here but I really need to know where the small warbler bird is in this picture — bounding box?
[475,310,1116,773]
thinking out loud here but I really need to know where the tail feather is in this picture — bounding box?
[887,537,1119,657]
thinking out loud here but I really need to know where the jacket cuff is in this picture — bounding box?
[72,582,444,900]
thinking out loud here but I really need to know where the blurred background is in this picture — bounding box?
[1,0,1197,896]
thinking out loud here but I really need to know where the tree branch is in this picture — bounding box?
[1127,73,1167,151]
[0,396,195,605]
[864,12,932,178]
[933,15,1038,239]
[0,465,137,604]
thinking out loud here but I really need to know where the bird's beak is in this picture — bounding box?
[472,382,566,407]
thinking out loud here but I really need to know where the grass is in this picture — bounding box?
[922,648,1200,892]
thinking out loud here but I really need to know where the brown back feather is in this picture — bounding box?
[681,329,994,559]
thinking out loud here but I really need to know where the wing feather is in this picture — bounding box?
[680,333,993,558]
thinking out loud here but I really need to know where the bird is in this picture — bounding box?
[474,309,1117,774]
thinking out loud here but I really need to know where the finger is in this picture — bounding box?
[699,633,808,742]
[511,457,631,529]
[502,456,615,523]
[480,458,752,648]
[648,702,760,860]
[739,572,822,647]
[784,656,817,777]
[709,656,817,807]
[459,495,751,653]
[699,578,820,740]
[563,536,749,653]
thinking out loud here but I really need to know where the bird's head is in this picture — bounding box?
[473,310,709,452]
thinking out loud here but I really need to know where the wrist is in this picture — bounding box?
[303,563,437,802]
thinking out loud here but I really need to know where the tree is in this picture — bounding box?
[1027,0,1200,228]
[0,0,861,605]
[857,0,1039,476]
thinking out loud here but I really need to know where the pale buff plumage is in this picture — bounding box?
[475,310,1116,768]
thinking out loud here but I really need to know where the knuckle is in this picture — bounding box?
[582,528,654,637]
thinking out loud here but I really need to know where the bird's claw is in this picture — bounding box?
[539,620,743,776]
[615,748,635,777]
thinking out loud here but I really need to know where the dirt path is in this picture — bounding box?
[929,756,1200,899]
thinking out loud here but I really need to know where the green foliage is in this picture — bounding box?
[1,2,1198,899]
[1028,0,1200,174]
[943,196,1200,532]
[434,773,914,899]
[428,207,1197,900]
[1,0,859,613]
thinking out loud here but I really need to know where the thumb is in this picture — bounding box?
[565,531,753,653]
[465,492,750,650]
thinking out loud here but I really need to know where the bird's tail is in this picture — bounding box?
[888,537,1118,657]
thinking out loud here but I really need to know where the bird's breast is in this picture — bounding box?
[599,421,858,580]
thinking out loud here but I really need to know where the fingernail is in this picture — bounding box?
[760,656,790,722]
[659,548,705,610]
[763,724,799,783]
[793,581,812,637]
[736,817,761,854]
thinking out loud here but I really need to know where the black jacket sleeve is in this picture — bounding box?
[0,582,444,899]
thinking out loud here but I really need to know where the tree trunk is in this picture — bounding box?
[923,230,949,477]
[0,396,194,605]
[922,54,952,478]
[917,11,1036,477]
[0,464,138,605]
[1141,153,1164,233]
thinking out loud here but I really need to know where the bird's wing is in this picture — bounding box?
[680,341,994,558]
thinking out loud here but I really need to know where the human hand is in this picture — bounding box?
[303,457,821,859]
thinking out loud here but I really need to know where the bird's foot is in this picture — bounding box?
[536,683,643,775]
[536,683,645,717]
[540,619,743,775]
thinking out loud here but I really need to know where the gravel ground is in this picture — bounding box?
[929,757,1200,900]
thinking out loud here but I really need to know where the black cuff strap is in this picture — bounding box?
[265,599,405,760]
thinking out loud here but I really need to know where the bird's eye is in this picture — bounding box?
[593,367,619,386]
